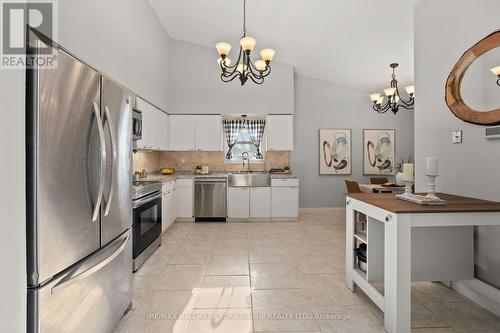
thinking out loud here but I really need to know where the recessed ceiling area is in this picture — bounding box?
[149,0,417,91]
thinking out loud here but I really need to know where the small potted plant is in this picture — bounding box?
[195,165,202,174]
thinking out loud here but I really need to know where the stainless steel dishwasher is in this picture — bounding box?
[194,177,227,221]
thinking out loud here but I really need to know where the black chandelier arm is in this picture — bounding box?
[247,72,265,85]
[396,103,414,111]
[372,102,391,113]
[220,72,240,83]
[221,68,238,78]
[399,95,414,107]
[372,104,389,114]
[222,47,244,71]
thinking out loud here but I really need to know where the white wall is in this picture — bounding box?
[167,38,294,114]
[414,0,500,289]
[292,75,415,207]
[59,0,171,110]
[0,0,171,330]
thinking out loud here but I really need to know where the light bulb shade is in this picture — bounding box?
[405,85,415,96]
[216,42,232,56]
[255,60,267,71]
[217,57,231,68]
[384,87,397,97]
[370,93,382,102]
[376,96,384,105]
[260,48,276,62]
[491,66,500,77]
[236,64,248,74]
[240,36,256,52]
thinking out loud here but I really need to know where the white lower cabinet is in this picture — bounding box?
[176,179,194,219]
[161,180,176,232]
[250,187,271,218]
[271,186,299,219]
[227,187,250,219]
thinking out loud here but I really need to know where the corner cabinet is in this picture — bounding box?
[169,114,222,151]
[136,97,168,150]
[266,114,294,151]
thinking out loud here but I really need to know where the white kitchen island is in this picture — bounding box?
[345,192,500,333]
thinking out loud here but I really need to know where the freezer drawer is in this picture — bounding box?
[28,230,132,333]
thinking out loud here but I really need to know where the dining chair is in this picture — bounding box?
[370,177,388,184]
[345,180,362,193]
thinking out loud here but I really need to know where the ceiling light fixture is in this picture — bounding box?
[370,63,415,114]
[491,66,500,86]
[215,0,276,86]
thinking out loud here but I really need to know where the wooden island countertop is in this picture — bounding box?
[346,192,500,214]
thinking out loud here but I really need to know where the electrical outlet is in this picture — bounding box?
[452,130,462,144]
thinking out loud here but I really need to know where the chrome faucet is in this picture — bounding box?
[242,152,251,173]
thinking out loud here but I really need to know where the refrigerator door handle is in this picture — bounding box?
[92,101,106,222]
[51,233,130,295]
[103,105,116,216]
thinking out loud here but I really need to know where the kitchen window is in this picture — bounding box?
[223,116,266,163]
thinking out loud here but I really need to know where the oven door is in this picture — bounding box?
[133,196,161,259]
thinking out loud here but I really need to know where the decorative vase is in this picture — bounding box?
[395,172,404,185]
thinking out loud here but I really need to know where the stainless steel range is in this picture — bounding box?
[132,181,162,271]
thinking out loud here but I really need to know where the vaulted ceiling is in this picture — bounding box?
[149,0,418,92]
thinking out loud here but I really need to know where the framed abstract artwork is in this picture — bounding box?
[363,129,395,175]
[319,129,352,175]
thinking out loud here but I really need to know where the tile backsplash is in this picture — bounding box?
[133,150,290,173]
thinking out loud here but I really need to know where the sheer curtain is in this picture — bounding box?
[223,119,243,159]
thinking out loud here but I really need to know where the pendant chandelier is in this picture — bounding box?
[369,63,415,114]
[491,66,500,86]
[215,0,276,86]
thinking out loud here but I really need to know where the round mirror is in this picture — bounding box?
[461,47,500,112]
[445,30,500,125]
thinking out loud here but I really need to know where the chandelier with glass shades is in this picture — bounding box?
[491,66,500,86]
[215,0,276,86]
[369,63,415,114]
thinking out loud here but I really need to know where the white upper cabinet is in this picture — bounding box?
[266,114,294,151]
[136,97,168,150]
[169,114,222,151]
[195,115,222,151]
[169,115,196,151]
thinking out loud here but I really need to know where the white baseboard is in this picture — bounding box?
[453,279,500,317]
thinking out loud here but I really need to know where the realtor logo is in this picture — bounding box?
[1,0,58,68]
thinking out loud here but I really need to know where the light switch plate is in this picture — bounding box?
[452,130,462,144]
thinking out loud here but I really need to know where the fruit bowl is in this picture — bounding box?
[161,168,174,175]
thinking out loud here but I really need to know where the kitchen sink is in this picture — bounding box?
[227,172,271,187]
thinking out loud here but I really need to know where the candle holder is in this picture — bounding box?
[403,180,414,197]
[425,174,440,199]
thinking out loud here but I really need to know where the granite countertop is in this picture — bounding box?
[139,170,298,182]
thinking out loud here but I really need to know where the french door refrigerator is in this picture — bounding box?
[26,33,133,333]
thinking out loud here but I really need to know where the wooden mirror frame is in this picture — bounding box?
[445,30,500,126]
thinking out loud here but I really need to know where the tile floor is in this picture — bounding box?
[116,208,500,333]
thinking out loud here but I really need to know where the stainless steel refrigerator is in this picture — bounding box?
[26,33,133,333]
